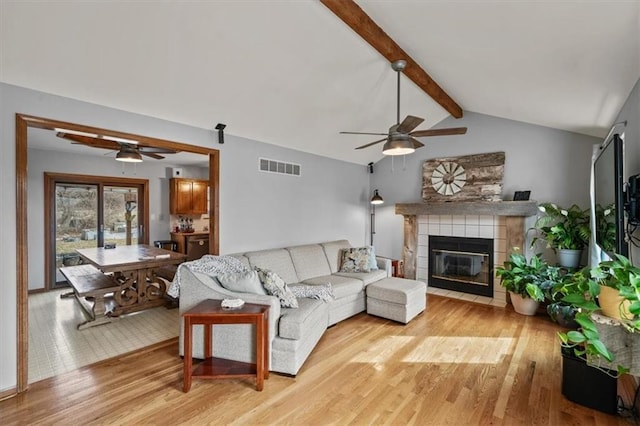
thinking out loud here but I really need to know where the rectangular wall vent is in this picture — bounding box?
[259,157,301,176]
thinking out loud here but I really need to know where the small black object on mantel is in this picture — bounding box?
[214,123,226,144]
[513,190,531,201]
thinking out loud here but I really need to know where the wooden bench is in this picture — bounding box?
[60,264,122,330]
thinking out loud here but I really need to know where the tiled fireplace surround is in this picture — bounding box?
[417,215,506,306]
[395,201,539,308]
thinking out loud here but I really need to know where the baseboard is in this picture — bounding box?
[0,386,17,401]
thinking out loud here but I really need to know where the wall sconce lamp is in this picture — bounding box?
[370,189,384,245]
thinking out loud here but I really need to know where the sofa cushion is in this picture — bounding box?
[217,270,267,295]
[302,275,363,299]
[320,240,352,273]
[278,298,328,340]
[288,244,332,282]
[339,247,372,273]
[255,268,298,308]
[334,268,388,286]
[245,248,299,284]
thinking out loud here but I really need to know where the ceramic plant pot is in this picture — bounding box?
[509,291,540,316]
[599,285,632,320]
[557,249,582,269]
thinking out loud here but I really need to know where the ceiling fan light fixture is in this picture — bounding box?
[382,135,415,156]
[116,147,143,162]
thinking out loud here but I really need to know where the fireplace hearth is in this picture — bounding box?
[428,235,493,297]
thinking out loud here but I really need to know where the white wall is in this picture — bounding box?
[369,111,601,259]
[0,83,369,392]
[26,147,207,290]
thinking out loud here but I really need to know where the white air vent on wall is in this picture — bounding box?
[259,157,301,176]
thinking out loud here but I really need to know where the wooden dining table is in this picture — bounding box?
[76,244,186,317]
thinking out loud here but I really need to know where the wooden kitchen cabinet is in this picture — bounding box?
[170,178,208,214]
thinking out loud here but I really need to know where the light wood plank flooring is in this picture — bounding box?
[1,295,636,425]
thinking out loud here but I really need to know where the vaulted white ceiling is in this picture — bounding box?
[2,1,639,165]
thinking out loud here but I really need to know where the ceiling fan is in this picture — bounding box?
[55,132,178,162]
[341,60,467,155]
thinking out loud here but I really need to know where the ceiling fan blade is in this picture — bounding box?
[410,127,468,137]
[340,131,389,136]
[355,137,388,150]
[57,133,121,150]
[410,137,424,149]
[396,115,424,133]
[139,146,178,154]
[141,152,165,159]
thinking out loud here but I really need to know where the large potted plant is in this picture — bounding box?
[495,251,548,315]
[530,203,590,268]
[556,255,640,414]
[559,254,640,372]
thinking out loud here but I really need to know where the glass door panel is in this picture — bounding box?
[54,183,98,285]
[51,182,144,288]
[103,186,139,246]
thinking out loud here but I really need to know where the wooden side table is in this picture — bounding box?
[182,299,270,392]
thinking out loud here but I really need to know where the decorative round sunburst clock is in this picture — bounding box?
[431,161,467,196]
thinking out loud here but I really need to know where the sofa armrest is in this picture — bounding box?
[178,267,281,358]
[376,256,392,278]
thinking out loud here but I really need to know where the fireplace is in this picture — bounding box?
[428,236,493,297]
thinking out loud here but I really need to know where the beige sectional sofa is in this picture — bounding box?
[178,240,425,376]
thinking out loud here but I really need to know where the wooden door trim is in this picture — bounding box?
[15,113,220,395]
[44,173,150,290]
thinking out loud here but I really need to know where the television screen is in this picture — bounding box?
[592,133,627,259]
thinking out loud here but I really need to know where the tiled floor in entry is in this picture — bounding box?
[28,288,179,383]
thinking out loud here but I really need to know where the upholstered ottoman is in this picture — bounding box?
[366,278,427,324]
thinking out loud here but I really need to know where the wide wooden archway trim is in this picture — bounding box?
[14,113,220,395]
[320,0,463,118]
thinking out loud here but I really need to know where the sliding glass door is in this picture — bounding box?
[46,173,148,289]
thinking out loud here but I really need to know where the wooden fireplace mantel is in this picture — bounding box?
[395,201,539,217]
[396,201,539,280]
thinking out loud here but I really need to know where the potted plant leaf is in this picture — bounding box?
[545,267,585,329]
[530,203,590,268]
[495,250,547,315]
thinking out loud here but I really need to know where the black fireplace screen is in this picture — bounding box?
[429,236,494,297]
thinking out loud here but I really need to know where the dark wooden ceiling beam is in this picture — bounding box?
[320,0,463,118]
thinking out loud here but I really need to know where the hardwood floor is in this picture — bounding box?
[1,295,636,425]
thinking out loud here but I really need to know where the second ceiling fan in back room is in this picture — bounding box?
[340,60,467,156]
[55,131,178,162]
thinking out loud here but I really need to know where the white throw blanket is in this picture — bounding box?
[166,255,248,299]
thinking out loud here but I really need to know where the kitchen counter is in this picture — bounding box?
[171,232,211,260]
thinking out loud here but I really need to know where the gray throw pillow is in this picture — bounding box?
[289,283,334,302]
[339,247,372,273]
[217,270,267,295]
[255,267,298,308]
